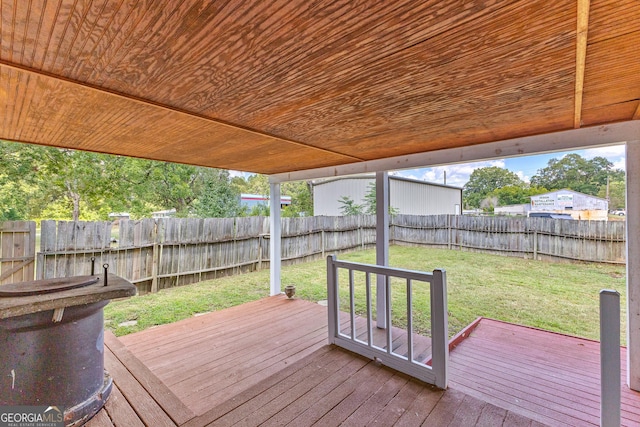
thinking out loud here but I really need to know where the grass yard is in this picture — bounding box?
[104,246,627,345]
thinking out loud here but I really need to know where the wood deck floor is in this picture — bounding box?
[449,318,640,427]
[89,295,640,426]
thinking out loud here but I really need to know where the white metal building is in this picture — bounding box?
[312,175,462,216]
[529,189,608,220]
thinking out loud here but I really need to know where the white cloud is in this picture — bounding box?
[396,160,506,187]
[613,158,626,171]
[582,144,626,171]
[515,170,530,183]
[583,144,625,160]
[228,170,250,178]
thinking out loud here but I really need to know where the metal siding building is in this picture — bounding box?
[312,175,462,216]
[529,189,609,220]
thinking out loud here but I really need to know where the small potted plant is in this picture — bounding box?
[284,285,296,299]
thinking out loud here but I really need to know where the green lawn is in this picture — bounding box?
[104,246,627,344]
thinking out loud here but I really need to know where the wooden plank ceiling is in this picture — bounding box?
[0,0,638,175]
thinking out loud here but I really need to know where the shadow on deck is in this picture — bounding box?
[89,295,640,426]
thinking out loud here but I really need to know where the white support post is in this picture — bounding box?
[431,268,449,389]
[376,171,389,329]
[626,140,640,391]
[600,289,621,427]
[326,255,338,345]
[269,182,281,296]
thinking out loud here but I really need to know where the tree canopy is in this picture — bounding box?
[529,153,623,196]
[463,167,524,208]
[463,154,625,210]
[338,182,399,216]
[0,140,313,221]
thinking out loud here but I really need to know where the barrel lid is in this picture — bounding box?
[0,276,100,297]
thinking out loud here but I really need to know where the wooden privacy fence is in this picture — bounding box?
[392,215,627,264]
[0,214,626,292]
[0,221,35,285]
[35,216,379,293]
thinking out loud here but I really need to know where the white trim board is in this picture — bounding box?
[270,121,639,183]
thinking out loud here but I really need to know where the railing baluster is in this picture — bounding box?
[386,275,392,354]
[366,272,373,347]
[407,278,413,363]
[349,269,356,340]
[327,255,338,345]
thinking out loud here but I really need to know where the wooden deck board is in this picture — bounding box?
[102,386,145,427]
[253,355,369,426]
[449,318,640,427]
[393,385,445,427]
[84,408,113,427]
[361,377,426,426]
[104,331,195,425]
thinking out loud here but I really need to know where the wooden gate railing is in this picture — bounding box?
[326,255,448,388]
[0,221,36,285]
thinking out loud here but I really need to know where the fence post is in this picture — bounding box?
[257,234,263,271]
[533,230,538,260]
[327,255,338,345]
[600,289,621,427]
[151,220,159,293]
[447,214,452,250]
[431,268,448,389]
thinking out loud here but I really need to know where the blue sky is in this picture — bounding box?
[393,143,627,188]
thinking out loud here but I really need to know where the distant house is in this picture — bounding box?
[494,204,530,217]
[496,189,609,220]
[108,212,130,222]
[151,209,177,218]
[240,194,292,209]
[311,175,462,216]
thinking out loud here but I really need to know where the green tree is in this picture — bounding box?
[0,141,43,220]
[282,180,313,217]
[144,162,202,217]
[530,154,623,196]
[490,185,548,206]
[338,196,364,215]
[0,140,249,221]
[598,180,626,210]
[363,182,399,215]
[192,169,242,218]
[463,167,523,208]
[242,174,270,195]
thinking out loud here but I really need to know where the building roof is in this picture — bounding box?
[1,1,638,175]
[312,174,462,190]
[530,188,608,202]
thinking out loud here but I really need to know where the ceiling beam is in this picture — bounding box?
[270,121,640,183]
[574,0,591,128]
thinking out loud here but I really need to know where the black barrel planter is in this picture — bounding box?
[0,275,136,426]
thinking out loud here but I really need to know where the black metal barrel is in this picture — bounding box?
[0,301,108,406]
[0,275,136,426]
